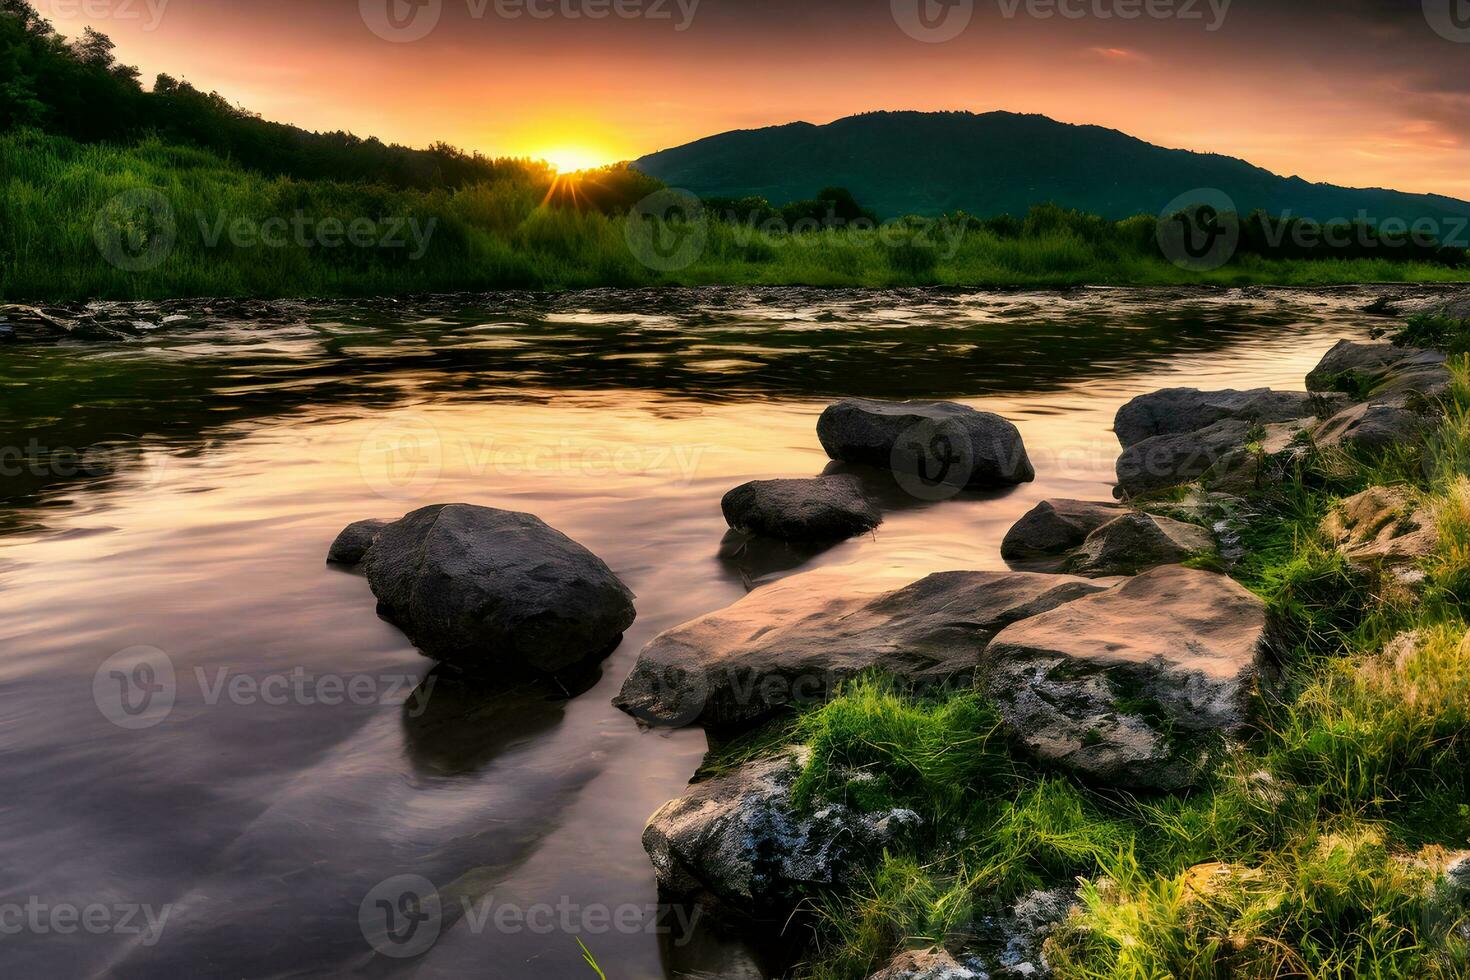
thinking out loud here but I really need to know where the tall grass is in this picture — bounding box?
[6,130,1470,301]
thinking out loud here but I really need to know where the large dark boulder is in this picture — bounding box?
[721,475,881,541]
[1113,388,1344,449]
[1001,499,1128,561]
[361,504,636,672]
[817,398,1034,489]
[614,568,1109,728]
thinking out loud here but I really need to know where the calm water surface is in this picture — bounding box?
[0,286,1395,978]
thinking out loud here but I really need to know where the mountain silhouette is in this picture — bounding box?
[633,110,1470,229]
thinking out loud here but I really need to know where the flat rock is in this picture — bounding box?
[361,503,636,672]
[614,568,1110,728]
[326,518,388,564]
[1306,340,1449,403]
[643,748,920,913]
[1321,485,1438,565]
[817,398,1035,489]
[1068,512,1214,577]
[982,565,1270,790]
[1113,388,1345,449]
[721,475,881,541]
[1311,401,1426,451]
[1001,499,1128,561]
[1114,419,1253,498]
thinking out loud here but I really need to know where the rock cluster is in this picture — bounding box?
[615,568,1109,727]
[720,398,1034,546]
[1001,500,1215,576]
[1114,341,1448,498]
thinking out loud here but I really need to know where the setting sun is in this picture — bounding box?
[536,146,613,173]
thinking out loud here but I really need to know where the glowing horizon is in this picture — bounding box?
[37,0,1470,199]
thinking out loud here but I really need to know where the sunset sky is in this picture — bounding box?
[39,0,1470,197]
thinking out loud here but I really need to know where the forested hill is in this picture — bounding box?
[634,110,1470,224]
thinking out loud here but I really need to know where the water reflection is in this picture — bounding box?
[0,286,1391,978]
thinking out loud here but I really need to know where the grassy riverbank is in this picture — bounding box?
[738,326,1470,978]
[6,131,1470,302]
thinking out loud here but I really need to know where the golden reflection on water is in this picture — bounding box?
[0,289,1376,978]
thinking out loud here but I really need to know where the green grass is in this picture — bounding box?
[769,358,1470,979]
[5,130,1470,300]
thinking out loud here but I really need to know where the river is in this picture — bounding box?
[0,286,1405,978]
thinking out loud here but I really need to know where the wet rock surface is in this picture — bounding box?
[361,503,636,673]
[643,748,921,913]
[325,518,388,565]
[1068,512,1215,577]
[614,568,1111,728]
[1001,499,1128,562]
[817,398,1035,489]
[1114,419,1255,498]
[983,565,1271,790]
[1114,387,1344,449]
[1305,340,1448,402]
[721,475,882,541]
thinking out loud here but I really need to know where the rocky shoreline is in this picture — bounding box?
[320,297,1467,979]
